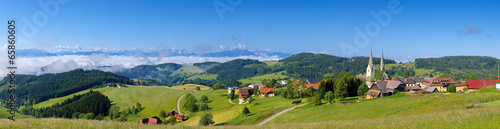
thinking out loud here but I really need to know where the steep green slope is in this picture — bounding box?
[269,92,500,124]
[0,69,132,104]
[278,53,396,78]
[33,86,191,122]
[414,56,500,79]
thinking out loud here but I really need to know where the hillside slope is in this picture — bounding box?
[0,69,132,104]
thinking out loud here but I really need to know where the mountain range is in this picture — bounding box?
[17,48,292,58]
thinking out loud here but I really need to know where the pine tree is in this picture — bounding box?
[242,107,250,116]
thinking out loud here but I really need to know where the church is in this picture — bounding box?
[365,50,388,88]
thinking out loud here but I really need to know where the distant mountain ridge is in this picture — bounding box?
[17,48,292,58]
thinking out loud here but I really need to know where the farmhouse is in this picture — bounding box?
[495,76,500,90]
[248,83,264,89]
[423,87,438,93]
[138,116,162,125]
[239,88,250,98]
[457,80,496,92]
[259,86,275,97]
[420,77,456,92]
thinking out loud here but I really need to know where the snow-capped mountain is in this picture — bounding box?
[17,48,291,58]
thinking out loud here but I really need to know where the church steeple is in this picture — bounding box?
[380,50,385,72]
[366,49,375,79]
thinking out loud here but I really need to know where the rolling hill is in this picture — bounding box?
[3,89,500,128]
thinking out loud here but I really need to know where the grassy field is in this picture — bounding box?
[175,89,303,126]
[262,61,279,66]
[32,85,192,122]
[0,107,33,119]
[2,105,499,129]
[238,71,289,84]
[173,65,205,74]
[186,73,218,80]
[171,84,211,91]
[33,88,114,109]
[268,92,500,124]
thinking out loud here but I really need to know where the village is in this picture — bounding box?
[136,51,500,125]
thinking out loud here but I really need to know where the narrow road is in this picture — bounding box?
[177,94,187,114]
[257,103,309,125]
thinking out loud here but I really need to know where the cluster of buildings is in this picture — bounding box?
[138,111,185,125]
[228,83,277,99]
[363,50,500,99]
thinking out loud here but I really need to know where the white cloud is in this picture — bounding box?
[0,55,281,79]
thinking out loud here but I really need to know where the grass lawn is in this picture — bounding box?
[173,65,205,74]
[186,74,218,80]
[238,71,289,84]
[33,88,113,109]
[0,107,33,119]
[263,61,279,66]
[268,92,500,124]
[176,89,303,126]
[32,85,192,122]
[171,84,211,91]
[3,105,499,128]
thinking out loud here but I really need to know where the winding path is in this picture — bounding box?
[257,103,309,125]
[177,94,187,114]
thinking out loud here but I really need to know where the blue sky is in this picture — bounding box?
[1,0,499,59]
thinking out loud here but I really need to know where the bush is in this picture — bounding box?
[199,113,214,126]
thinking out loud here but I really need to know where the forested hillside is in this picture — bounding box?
[206,59,266,86]
[24,90,111,119]
[279,53,396,78]
[0,69,131,105]
[415,56,499,79]
[117,63,183,82]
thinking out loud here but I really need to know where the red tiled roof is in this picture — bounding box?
[466,80,495,89]
[306,83,320,89]
[455,84,468,86]
[260,86,275,94]
[239,88,249,96]
[175,114,184,120]
[138,117,161,125]
[495,76,500,83]
[423,77,456,86]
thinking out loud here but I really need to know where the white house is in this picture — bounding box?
[280,80,288,85]
[228,87,239,94]
[248,83,264,89]
[495,76,500,90]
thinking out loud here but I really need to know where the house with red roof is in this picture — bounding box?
[463,80,496,92]
[138,116,162,125]
[239,88,250,98]
[259,86,275,97]
[420,77,456,92]
[455,84,469,92]
[495,76,500,90]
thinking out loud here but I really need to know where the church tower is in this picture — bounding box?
[366,49,375,80]
[380,51,385,72]
[380,50,388,80]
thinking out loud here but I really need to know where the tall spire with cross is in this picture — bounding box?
[366,49,375,79]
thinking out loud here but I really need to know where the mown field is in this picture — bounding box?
[176,89,303,126]
[171,84,211,90]
[7,85,500,128]
[32,85,192,122]
[1,104,499,129]
[238,71,289,84]
[269,91,500,124]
